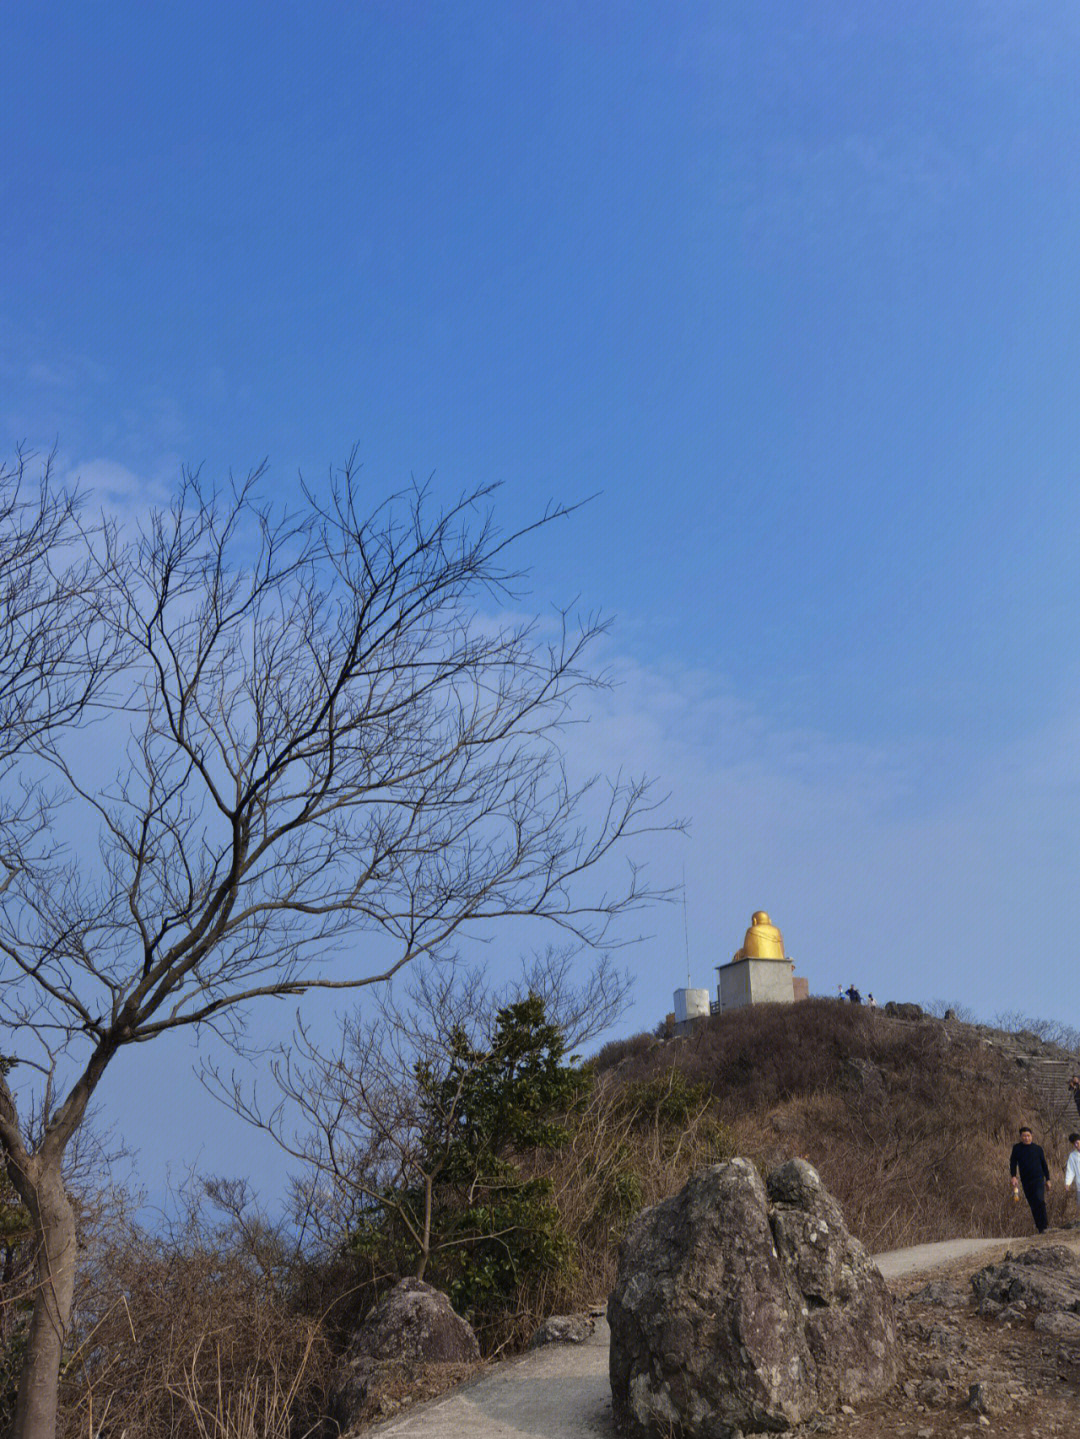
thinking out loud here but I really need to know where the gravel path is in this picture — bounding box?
[872,1235,1012,1279]
[366,1315,616,1437]
[363,1238,1014,1437]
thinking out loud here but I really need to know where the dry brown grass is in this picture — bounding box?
[510,1067,736,1335]
[595,1000,1068,1254]
[57,1218,336,1439]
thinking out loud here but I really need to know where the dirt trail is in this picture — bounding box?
[363,1239,1011,1438]
[872,1235,1013,1279]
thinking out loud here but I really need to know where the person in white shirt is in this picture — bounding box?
[1064,1132,1080,1219]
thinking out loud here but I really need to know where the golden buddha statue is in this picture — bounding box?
[733,911,787,962]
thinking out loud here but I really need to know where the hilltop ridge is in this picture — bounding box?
[594,998,1080,1255]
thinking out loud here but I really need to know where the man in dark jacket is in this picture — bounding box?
[1069,1075,1080,1120]
[1010,1126,1052,1233]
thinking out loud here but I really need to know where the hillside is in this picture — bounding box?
[351,1000,1080,1439]
[594,999,1080,1256]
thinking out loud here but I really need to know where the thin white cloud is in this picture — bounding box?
[554,645,1080,1028]
[62,456,176,525]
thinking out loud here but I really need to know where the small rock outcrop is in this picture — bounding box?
[971,1245,1080,1318]
[330,1277,479,1428]
[528,1312,597,1348]
[967,1380,1007,1415]
[607,1158,896,1438]
[883,1000,924,1021]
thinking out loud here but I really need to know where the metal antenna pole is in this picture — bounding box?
[682,863,691,989]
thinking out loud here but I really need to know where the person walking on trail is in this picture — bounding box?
[845,985,862,1005]
[867,993,877,1008]
[1064,1133,1080,1222]
[1069,1074,1080,1120]
[1010,1126,1052,1233]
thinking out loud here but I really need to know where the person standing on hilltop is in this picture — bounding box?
[1064,1134,1080,1223]
[1068,1075,1080,1120]
[845,985,862,1005]
[1010,1126,1052,1233]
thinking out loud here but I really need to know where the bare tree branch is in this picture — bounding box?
[0,449,122,771]
[210,953,630,1276]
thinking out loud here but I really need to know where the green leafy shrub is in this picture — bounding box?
[352,994,585,1343]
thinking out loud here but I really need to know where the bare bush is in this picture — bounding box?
[526,1067,734,1327]
[924,999,977,1023]
[994,1012,1080,1053]
[57,1188,334,1439]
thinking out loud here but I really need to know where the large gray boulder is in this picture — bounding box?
[608,1158,896,1438]
[766,1159,896,1412]
[330,1277,479,1428]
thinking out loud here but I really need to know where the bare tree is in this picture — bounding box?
[0,452,123,1437]
[0,458,670,1438]
[217,952,630,1279]
[994,1012,1080,1053]
[514,945,633,1052]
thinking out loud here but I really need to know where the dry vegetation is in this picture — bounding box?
[49,1202,336,1439]
[597,999,1077,1252]
[3,997,1073,1435]
[507,1064,734,1345]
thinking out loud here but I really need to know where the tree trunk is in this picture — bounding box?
[416,1174,432,1281]
[10,1153,77,1439]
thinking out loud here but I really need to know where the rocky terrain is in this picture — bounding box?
[809,1235,1080,1439]
[361,1235,1080,1438]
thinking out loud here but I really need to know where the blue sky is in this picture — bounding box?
[5,3,1080,1205]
